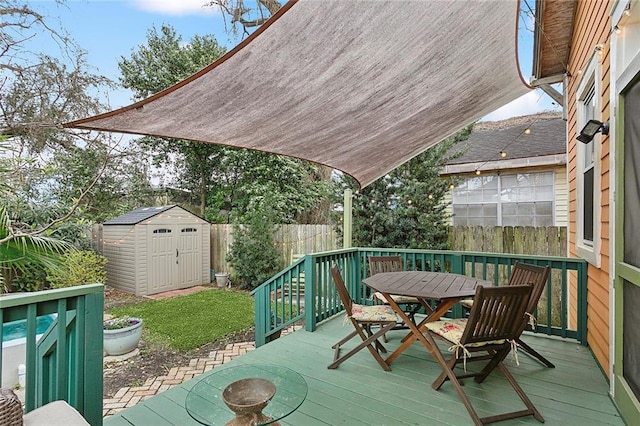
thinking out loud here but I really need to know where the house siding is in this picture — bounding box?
[566,0,612,376]
[202,224,212,285]
[135,224,147,296]
[554,167,568,227]
[102,225,137,294]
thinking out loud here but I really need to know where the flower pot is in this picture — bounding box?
[215,273,229,288]
[103,318,143,356]
[266,329,282,343]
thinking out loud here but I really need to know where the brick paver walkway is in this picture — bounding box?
[102,326,302,418]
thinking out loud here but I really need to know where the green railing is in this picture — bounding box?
[0,284,104,426]
[253,248,588,347]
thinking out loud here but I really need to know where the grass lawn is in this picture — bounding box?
[107,288,254,351]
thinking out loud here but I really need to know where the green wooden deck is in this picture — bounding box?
[104,315,623,426]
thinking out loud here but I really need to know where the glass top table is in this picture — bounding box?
[185,364,308,426]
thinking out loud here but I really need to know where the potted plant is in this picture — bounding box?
[103,316,143,356]
[215,272,229,288]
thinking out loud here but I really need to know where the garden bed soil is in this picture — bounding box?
[103,287,254,398]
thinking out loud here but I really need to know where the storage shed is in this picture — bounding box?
[98,205,211,296]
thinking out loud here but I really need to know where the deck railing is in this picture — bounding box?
[253,248,587,347]
[0,284,104,426]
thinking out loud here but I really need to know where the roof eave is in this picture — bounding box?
[532,0,577,81]
[440,153,567,175]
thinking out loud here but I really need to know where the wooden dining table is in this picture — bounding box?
[362,270,492,365]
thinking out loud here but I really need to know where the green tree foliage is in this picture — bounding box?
[119,24,333,224]
[46,250,107,289]
[227,212,282,290]
[337,127,471,249]
[0,1,154,291]
[119,25,228,217]
[0,206,71,293]
[213,149,331,224]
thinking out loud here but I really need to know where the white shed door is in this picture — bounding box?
[148,227,179,294]
[178,225,202,288]
[147,224,204,295]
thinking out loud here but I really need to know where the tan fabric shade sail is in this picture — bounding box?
[65,0,530,188]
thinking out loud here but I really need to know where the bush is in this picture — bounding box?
[10,264,49,292]
[47,250,107,288]
[227,213,282,290]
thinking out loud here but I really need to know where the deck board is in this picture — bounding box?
[105,315,624,426]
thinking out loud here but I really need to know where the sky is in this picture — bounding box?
[29,0,560,122]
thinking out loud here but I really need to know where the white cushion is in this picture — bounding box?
[373,291,420,304]
[23,401,89,426]
[460,298,474,309]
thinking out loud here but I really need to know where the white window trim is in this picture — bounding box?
[575,52,602,267]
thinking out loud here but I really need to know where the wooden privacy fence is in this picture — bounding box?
[94,223,566,278]
[448,226,567,257]
[448,226,568,327]
[210,224,339,274]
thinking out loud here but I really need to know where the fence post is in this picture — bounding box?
[450,253,463,275]
[304,255,317,331]
[577,261,588,345]
[83,291,104,426]
[343,190,352,248]
[254,286,268,347]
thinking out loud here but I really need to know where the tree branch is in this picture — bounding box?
[30,146,115,236]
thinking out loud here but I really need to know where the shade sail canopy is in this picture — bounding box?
[65,0,530,188]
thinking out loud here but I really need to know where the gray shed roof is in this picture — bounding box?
[447,112,566,166]
[103,205,176,225]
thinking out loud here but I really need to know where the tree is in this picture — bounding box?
[0,137,73,292]
[205,0,283,38]
[0,1,155,291]
[336,127,471,249]
[119,25,227,217]
[120,24,332,224]
[227,211,281,289]
[202,0,336,224]
[211,148,330,224]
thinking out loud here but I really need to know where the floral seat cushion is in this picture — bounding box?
[425,318,505,348]
[351,303,400,322]
[373,291,420,304]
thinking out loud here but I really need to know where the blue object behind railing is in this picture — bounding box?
[0,284,104,426]
[2,314,56,343]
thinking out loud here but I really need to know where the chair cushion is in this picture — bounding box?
[425,318,505,347]
[23,401,89,426]
[459,298,474,309]
[373,292,420,304]
[351,303,399,322]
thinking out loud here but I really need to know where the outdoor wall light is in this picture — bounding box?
[577,119,609,143]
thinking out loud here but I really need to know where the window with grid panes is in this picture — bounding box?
[452,172,554,226]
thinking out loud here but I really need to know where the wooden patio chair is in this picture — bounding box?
[328,266,400,371]
[368,255,422,325]
[425,285,544,425]
[461,262,554,368]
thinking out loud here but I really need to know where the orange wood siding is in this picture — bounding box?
[566,0,612,376]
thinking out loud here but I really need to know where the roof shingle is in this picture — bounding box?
[447,112,565,165]
[103,205,176,225]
